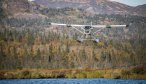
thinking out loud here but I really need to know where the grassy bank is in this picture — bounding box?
[0,68,146,79]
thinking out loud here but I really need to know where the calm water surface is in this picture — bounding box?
[0,79,146,84]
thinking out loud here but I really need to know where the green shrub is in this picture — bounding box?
[21,70,31,79]
[4,72,15,79]
[132,67,145,74]
[74,72,86,79]
[30,72,41,79]
[121,69,131,75]
[86,71,104,78]
[0,71,6,79]
[65,73,75,78]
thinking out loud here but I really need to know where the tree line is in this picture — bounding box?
[0,8,146,70]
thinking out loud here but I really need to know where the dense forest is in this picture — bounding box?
[0,8,146,70]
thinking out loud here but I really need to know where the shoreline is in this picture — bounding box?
[0,68,146,80]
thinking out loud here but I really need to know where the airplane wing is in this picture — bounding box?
[49,23,86,27]
[92,25,128,28]
[49,23,66,26]
[49,22,128,28]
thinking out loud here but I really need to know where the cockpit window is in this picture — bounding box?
[84,26,91,29]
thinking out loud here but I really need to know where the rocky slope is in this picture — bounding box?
[1,0,146,18]
[34,0,146,17]
[133,4,146,16]
[0,0,47,19]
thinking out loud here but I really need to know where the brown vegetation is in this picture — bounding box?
[0,67,146,79]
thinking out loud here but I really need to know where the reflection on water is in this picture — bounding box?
[0,79,146,84]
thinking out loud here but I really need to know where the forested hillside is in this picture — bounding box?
[0,8,146,70]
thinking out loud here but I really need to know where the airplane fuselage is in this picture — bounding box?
[84,26,93,38]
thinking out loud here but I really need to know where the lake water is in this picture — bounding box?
[0,79,146,84]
